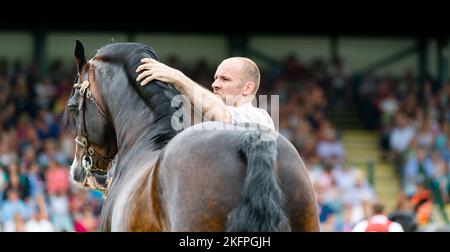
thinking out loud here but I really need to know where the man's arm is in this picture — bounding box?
[136,58,230,123]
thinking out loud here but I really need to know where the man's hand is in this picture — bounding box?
[136,58,185,86]
[136,58,230,123]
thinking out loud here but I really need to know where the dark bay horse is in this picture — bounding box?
[65,40,319,231]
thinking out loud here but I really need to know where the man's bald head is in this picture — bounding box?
[221,57,260,95]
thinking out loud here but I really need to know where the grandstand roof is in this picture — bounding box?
[1,1,446,37]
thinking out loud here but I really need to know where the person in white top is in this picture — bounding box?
[136,56,275,130]
[352,202,404,232]
[25,213,54,232]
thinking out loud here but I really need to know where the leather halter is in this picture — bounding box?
[73,62,114,197]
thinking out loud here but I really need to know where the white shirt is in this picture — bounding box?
[352,215,404,232]
[380,97,398,115]
[390,126,416,152]
[49,195,70,215]
[25,219,55,232]
[227,102,275,130]
[316,140,345,160]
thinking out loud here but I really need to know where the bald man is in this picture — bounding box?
[136,57,275,130]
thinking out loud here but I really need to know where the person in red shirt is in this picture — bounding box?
[45,159,69,195]
[352,202,404,232]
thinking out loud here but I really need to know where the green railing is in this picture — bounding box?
[367,160,375,188]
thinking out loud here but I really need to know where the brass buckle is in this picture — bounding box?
[82,155,93,170]
[80,80,90,95]
[88,147,95,156]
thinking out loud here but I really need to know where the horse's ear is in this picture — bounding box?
[74,39,86,73]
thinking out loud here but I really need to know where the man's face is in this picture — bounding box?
[211,59,246,104]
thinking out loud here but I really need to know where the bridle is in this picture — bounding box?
[73,62,115,197]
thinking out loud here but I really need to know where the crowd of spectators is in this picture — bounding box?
[359,70,450,229]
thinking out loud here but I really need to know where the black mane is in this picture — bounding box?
[96,43,183,150]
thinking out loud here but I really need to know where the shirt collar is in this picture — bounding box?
[237,101,254,109]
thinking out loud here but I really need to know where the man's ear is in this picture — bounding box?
[243,81,255,96]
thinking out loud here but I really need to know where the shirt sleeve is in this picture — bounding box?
[389,222,404,232]
[352,221,368,232]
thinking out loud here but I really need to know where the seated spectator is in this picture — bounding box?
[390,112,416,183]
[25,195,54,232]
[388,192,417,232]
[379,93,399,125]
[316,122,345,166]
[38,139,67,168]
[3,163,30,200]
[403,148,435,190]
[3,213,26,232]
[45,159,69,195]
[36,109,60,140]
[0,132,17,166]
[49,190,73,232]
[1,189,31,230]
[26,162,45,198]
[74,206,98,232]
[352,202,404,232]
[390,112,416,154]
[416,119,435,151]
[411,183,433,227]
[347,174,376,224]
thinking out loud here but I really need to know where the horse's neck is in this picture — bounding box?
[101,144,161,231]
[109,86,199,176]
[114,125,161,168]
[116,135,161,172]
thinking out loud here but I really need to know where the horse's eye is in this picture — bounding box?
[68,105,78,116]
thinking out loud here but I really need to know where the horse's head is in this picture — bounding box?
[66,40,117,193]
[66,40,189,196]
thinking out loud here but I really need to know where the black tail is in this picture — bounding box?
[226,131,290,232]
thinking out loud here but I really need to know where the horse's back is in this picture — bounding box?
[157,121,319,231]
